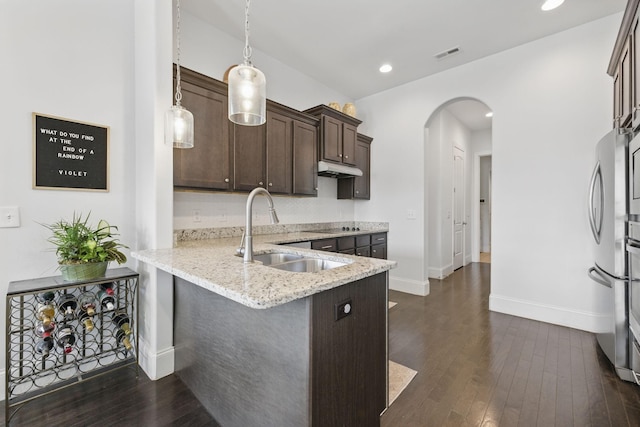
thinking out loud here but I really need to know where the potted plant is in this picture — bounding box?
[43,212,128,281]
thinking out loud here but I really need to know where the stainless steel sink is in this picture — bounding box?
[253,253,303,265]
[253,252,349,272]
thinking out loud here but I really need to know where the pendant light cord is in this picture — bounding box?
[175,0,183,107]
[243,0,252,65]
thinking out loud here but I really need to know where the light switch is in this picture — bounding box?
[0,206,20,228]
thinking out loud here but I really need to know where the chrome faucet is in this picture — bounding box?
[236,187,279,263]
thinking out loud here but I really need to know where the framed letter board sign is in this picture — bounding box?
[33,113,110,191]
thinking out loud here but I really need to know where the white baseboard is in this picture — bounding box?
[489,294,610,333]
[137,336,175,380]
[428,263,454,280]
[390,276,430,296]
[0,369,4,401]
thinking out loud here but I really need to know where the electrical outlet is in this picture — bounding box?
[335,298,353,321]
[407,209,417,220]
[0,206,20,228]
[192,209,201,223]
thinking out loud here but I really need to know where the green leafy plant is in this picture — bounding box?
[43,212,127,265]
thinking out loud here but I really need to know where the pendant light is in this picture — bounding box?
[165,0,194,148]
[228,0,266,126]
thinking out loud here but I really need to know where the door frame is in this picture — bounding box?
[472,151,492,262]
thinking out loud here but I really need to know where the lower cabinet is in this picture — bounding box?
[174,273,388,427]
[309,232,387,260]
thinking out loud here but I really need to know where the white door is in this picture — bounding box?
[453,147,465,270]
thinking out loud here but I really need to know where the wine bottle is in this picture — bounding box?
[35,291,56,326]
[35,320,56,357]
[97,290,115,311]
[100,282,116,296]
[116,329,132,351]
[77,292,96,316]
[35,337,54,357]
[112,311,132,336]
[80,311,94,332]
[57,293,78,321]
[56,323,77,354]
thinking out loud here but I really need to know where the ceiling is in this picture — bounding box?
[182,0,626,102]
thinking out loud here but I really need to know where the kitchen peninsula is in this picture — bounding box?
[133,223,396,427]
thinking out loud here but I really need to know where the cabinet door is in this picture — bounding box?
[311,238,337,252]
[353,137,371,199]
[233,124,266,191]
[293,120,318,196]
[266,111,292,194]
[342,123,357,166]
[321,116,343,163]
[174,80,231,190]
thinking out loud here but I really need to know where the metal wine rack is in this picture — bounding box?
[5,267,138,425]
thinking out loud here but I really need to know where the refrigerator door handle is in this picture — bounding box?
[628,237,640,256]
[588,161,603,245]
[588,266,612,288]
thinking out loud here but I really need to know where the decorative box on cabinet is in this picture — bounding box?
[5,268,138,425]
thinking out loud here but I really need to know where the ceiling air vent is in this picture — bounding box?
[434,46,461,60]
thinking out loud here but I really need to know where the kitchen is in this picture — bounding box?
[2,0,639,425]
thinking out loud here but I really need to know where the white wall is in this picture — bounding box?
[0,0,139,398]
[174,12,360,230]
[356,14,621,333]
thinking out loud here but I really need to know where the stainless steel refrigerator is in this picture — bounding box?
[587,129,635,382]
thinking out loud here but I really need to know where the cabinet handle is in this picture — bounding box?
[224,178,230,183]
[321,245,333,250]
[376,238,385,241]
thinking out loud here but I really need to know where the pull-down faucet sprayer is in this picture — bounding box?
[236,187,279,263]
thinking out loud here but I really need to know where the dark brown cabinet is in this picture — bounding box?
[292,120,318,196]
[338,133,372,200]
[172,66,319,196]
[609,0,640,129]
[173,68,231,190]
[305,105,361,167]
[232,124,266,191]
[308,232,387,260]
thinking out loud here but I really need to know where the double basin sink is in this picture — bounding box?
[253,252,349,273]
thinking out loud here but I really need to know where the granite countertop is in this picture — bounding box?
[132,227,396,310]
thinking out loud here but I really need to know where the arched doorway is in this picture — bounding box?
[424,97,492,279]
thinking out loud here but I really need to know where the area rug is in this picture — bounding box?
[388,301,397,309]
[388,360,417,405]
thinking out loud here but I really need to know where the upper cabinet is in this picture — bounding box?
[173,68,231,190]
[338,133,372,200]
[304,105,362,166]
[609,0,640,129]
[173,66,319,197]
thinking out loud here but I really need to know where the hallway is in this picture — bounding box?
[382,263,640,426]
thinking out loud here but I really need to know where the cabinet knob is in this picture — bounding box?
[268,183,273,187]
[356,191,359,194]
[345,155,349,159]
[315,187,318,191]
[224,178,229,183]
[339,154,343,158]
[373,250,377,253]
[259,182,264,186]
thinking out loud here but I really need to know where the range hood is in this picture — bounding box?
[318,161,363,178]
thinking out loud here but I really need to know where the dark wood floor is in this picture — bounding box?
[4,262,640,426]
[382,263,640,427]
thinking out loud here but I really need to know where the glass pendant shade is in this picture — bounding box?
[165,105,194,148]
[228,63,266,126]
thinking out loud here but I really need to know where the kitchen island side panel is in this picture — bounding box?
[173,277,311,427]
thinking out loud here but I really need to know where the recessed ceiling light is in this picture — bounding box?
[541,0,564,11]
[485,112,493,118]
[379,64,393,73]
